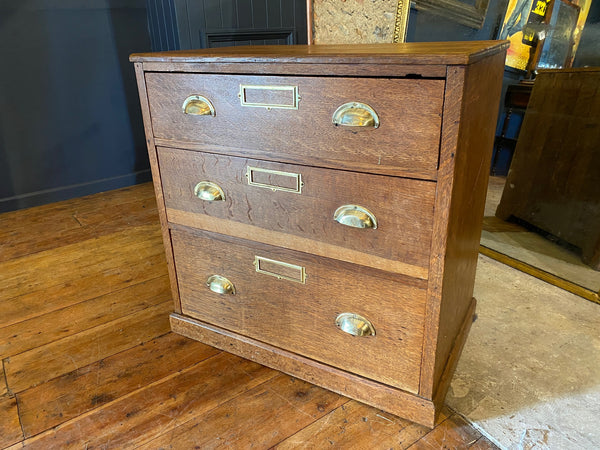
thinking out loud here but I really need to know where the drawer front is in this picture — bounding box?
[172,229,427,393]
[145,73,444,178]
[159,147,435,277]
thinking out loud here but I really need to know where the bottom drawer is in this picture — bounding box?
[171,228,427,394]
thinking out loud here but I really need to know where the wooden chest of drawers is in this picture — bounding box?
[131,42,508,427]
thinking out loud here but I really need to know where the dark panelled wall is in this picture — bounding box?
[0,0,307,212]
[147,0,307,51]
[0,0,152,212]
[147,0,180,51]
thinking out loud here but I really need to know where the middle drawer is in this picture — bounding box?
[158,147,436,279]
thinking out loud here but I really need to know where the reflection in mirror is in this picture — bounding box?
[484,4,600,304]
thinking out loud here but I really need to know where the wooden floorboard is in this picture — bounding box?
[139,373,349,449]
[274,400,437,449]
[0,183,497,449]
[0,275,170,359]
[15,353,277,449]
[5,301,172,394]
[1,362,7,397]
[0,396,22,448]
[17,333,219,438]
[0,249,167,331]
[469,435,500,449]
[0,183,157,263]
[407,412,488,449]
[0,224,165,308]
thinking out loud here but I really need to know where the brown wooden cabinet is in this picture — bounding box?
[496,68,600,270]
[131,42,508,427]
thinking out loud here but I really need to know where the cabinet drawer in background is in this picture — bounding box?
[158,147,435,279]
[171,228,427,394]
[145,73,445,179]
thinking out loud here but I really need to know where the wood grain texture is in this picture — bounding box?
[2,183,490,448]
[432,52,506,396]
[274,400,438,449]
[0,396,22,448]
[141,61,448,77]
[168,209,429,279]
[0,183,158,263]
[132,43,508,428]
[468,436,501,449]
[1,362,7,397]
[17,333,219,438]
[138,373,347,449]
[130,41,510,66]
[495,69,600,269]
[0,250,167,333]
[432,298,476,412]
[146,73,444,179]
[408,412,492,449]
[16,352,276,449]
[0,225,165,328]
[171,314,437,427]
[420,51,506,401]
[0,276,170,360]
[172,228,427,393]
[419,63,466,401]
[134,62,182,313]
[4,301,172,394]
[159,147,435,270]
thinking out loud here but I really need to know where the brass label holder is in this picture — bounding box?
[238,85,300,110]
[246,166,304,194]
[254,256,306,284]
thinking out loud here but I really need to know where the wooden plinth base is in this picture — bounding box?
[170,299,476,428]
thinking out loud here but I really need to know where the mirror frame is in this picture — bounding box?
[413,0,491,29]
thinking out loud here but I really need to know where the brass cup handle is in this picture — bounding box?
[335,313,376,337]
[333,205,377,229]
[206,275,236,295]
[332,102,379,129]
[194,181,225,202]
[182,95,216,116]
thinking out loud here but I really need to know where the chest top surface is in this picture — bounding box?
[130,41,509,66]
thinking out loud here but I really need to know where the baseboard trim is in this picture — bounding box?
[170,313,437,428]
[0,170,152,213]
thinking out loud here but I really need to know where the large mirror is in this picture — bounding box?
[483,0,599,304]
[306,0,599,303]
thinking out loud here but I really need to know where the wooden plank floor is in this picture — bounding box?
[0,183,497,449]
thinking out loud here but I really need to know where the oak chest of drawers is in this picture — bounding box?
[131,42,508,427]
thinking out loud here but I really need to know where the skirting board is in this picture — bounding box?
[0,170,152,213]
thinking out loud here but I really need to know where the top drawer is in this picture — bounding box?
[145,73,445,179]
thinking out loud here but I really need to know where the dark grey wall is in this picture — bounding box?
[147,0,307,51]
[0,0,152,212]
